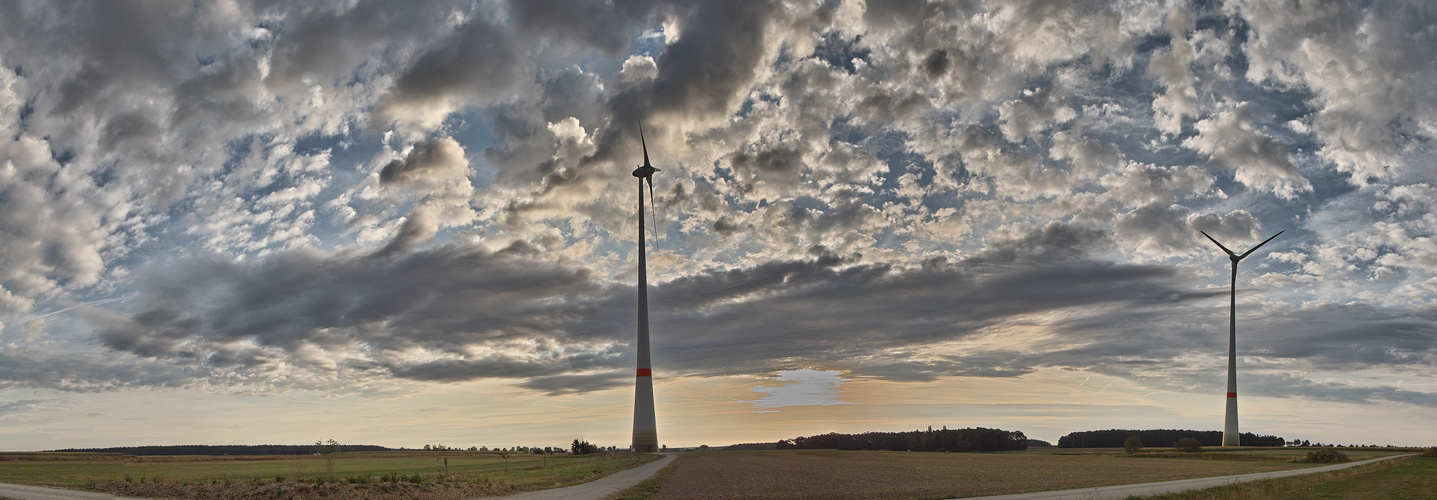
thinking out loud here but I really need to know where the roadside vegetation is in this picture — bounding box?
[1135,455,1435,499]
[1294,448,1350,464]
[607,455,679,500]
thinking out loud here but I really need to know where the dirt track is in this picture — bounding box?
[652,450,1307,499]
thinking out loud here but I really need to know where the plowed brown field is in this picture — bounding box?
[652,450,1309,499]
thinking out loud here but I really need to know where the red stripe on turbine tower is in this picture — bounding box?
[1227,392,1237,398]
[637,369,652,377]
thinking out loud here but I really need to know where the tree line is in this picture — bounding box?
[48,444,392,456]
[571,439,602,454]
[775,426,1028,452]
[1057,429,1285,448]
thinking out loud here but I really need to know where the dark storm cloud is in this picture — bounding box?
[1243,372,1437,408]
[379,137,469,186]
[1246,304,1437,369]
[0,344,191,393]
[99,246,608,356]
[263,0,462,88]
[517,372,629,396]
[589,0,786,148]
[510,0,657,55]
[378,15,528,126]
[495,0,792,220]
[922,49,951,77]
[732,146,803,175]
[84,223,1180,392]
[537,68,606,129]
[58,205,1435,406]
[1030,299,1437,406]
[647,1,776,119]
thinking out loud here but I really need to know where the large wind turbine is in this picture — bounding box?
[631,125,660,453]
[1200,229,1282,447]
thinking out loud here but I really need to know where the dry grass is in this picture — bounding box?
[1141,456,1431,499]
[0,451,657,499]
[91,477,519,500]
[650,450,1311,500]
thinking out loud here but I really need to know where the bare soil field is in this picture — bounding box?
[650,450,1315,499]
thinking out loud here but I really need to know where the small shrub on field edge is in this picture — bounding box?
[1421,447,1437,458]
[1174,437,1203,453]
[1296,448,1350,463]
[1124,436,1143,454]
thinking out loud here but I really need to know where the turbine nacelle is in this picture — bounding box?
[632,165,660,179]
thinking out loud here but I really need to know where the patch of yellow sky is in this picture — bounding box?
[4,310,1429,450]
[3,363,1430,451]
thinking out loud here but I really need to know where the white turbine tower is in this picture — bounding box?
[631,125,660,453]
[1200,229,1282,447]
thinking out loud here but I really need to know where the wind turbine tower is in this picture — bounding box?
[631,125,661,453]
[1200,229,1282,447]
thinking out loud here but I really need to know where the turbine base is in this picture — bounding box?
[1222,433,1241,447]
[632,429,658,453]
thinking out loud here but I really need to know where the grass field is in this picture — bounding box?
[633,448,1416,500]
[0,450,658,499]
[4,447,1427,499]
[1140,455,1437,499]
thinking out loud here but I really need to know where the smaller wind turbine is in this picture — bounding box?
[1200,229,1282,447]
[631,124,660,453]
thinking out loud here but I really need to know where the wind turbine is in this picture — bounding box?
[631,124,660,453]
[1200,229,1282,447]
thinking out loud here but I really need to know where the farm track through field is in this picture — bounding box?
[650,450,1315,499]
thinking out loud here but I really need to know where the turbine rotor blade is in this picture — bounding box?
[639,123,652,168]
[1238,230,1284,259]
[647,176,659,240]
[1200,231,1237,257]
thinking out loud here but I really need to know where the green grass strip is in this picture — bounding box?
[606,455,680,500]
[1132,456,1436,499]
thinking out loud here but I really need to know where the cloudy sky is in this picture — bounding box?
[2,0,1435,451]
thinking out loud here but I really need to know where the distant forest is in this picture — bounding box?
[775,427,1028,452]
[1057,429,1285,448]
[48,444,392,456]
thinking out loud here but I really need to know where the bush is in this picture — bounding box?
[1297,448,1350,463]
[1174,437,1203,453]
[1421,447,1437,458]
[1124,436,1143,454]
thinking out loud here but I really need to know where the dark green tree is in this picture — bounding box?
[1124,436,1143,454]
[1174,437,1203,453]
